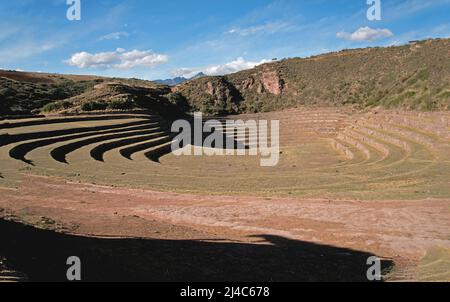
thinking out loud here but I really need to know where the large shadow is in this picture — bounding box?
[0,219,393,282]
[119,115,249,163]
[50,128,164,164]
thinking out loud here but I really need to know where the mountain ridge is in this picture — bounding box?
[154,72,206,86]
[1,38,449,117]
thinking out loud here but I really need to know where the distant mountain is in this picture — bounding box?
[154,77,187,86]
[190,72,206,80]
[154,72,206,86]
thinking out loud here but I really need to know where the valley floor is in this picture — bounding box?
[1,174,449,281]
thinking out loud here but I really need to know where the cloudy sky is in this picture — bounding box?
[0,0,449,80]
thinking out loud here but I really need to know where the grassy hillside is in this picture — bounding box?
[176,38,450,114]
[0,70,185,118]
[0,71,102,115]
[1,38,449,117]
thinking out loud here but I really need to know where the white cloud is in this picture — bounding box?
[337,26,393,42]
[66,49,168,69]
[98,31,129,41]
[387,40,403,47]
[173,57,271,78]
[227,22,291,36]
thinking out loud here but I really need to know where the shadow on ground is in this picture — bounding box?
[0,219,393,282]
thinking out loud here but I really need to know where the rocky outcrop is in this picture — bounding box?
[261,69,284,95]
[174,77,242,115]
[206,79,235,102]
[203,78,242,114]
[241,77,255,90]
[236,69,284,95]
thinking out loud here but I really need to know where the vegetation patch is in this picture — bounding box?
[81,101,108,112]
[42,101,73,113]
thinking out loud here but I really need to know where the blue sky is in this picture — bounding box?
[0,0,449,80]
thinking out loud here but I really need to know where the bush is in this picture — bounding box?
[49,87,69,100]
[42,101,73,113]
[107,98,134,110]
[81,101,107,111]
[166,92,191,112]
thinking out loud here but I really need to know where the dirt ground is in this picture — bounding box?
[1,174,449,281]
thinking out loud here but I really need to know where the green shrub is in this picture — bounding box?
[49,87,69,99]
[166,92,191,112]
[81,101,107,111]
[438,91,450,99]
[107,98,134,110]
[42,101,72,112]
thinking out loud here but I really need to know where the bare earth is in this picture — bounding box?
[1,174,449,281]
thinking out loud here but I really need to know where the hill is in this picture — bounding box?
[0,38,449,117]
[175,38,450,115]
[0,70,187,118]
[0,70,103,115]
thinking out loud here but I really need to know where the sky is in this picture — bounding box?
[0,0,449,80]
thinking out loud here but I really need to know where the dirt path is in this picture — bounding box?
[1,174,449,281]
